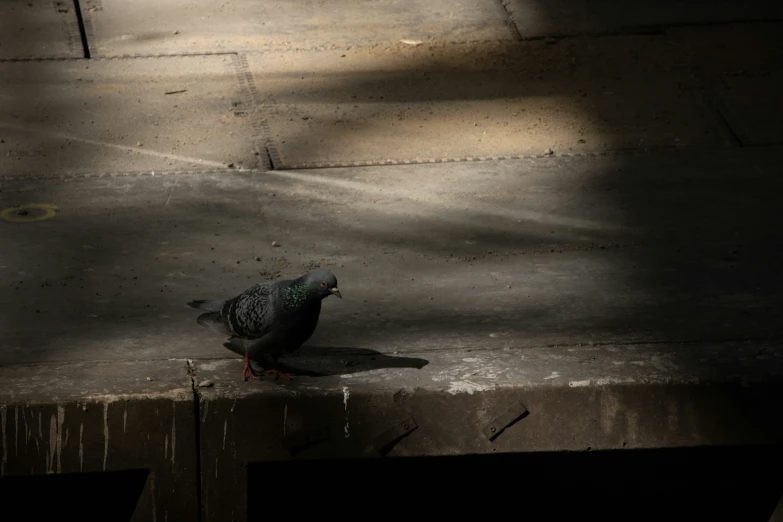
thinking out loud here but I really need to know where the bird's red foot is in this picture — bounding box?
[242,355,261,381]
[265,369,294,381]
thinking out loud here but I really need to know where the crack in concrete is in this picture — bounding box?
[186,359,203,522]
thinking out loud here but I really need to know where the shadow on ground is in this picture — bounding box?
[217,337,429,377]
[1,2,782,387]
[272,346,428,377]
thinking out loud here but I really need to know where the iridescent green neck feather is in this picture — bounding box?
[283,282,310,311]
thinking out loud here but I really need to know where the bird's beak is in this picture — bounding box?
[330,287,342,298]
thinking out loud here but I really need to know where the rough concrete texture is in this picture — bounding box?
[0,56,259,178]
[2,147,782,365]
[0,360,197,520]
[0,0,83,60]
[254,36,729,167]
[83,0,517,56]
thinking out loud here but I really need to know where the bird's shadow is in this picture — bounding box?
[223,342,429,377]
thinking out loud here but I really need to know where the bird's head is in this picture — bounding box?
[303,269,341,299]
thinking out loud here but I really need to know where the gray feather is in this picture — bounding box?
[188,300,224,312]
[196,312,232,335]
[224,282,280,338]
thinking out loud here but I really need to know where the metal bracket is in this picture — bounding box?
[283,425,330,456]
[364,416,418,457]
[483,401,529,442]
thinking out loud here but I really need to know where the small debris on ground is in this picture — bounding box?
[198,380,215,388]
[272,241,281,247]
[544,148,554,155]
[400,39,424,46]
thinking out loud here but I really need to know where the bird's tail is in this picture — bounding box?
[196,312,232,335]
[187,299,224,312]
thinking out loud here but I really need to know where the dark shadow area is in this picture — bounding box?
[249,445,783,521]
[501,0,783,40]
[0,468,150,521]
[222,342,429,376]
[280,346,429,376]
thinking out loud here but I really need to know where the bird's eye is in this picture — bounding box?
[320,281,327,287]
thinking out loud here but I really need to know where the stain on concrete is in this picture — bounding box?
[103,400,111,471]
[343,386,350,438]
[1,405,7,476]
[79,423,84,472]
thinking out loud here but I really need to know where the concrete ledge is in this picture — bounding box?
[0,1,83,60]
[193,341,783,521]
[0,360,197,522]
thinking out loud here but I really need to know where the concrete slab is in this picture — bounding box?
[0,359,197,521]
[716,73,783,146]
[249,37,727,167]
[1,147,781,367]
[672,23,783,75]
[83,0,516,57]
[501,0,783,38]
[193,341,783,521]
[670,25,783,147]
[0,56,260,179]
[0,0,83,60]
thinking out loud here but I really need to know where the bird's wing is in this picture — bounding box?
[223,281,282,338]
[196,312,233,335]
[187,299,225,312]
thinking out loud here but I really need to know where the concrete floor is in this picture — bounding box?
[2,148,783,366]
[1,1,783,520]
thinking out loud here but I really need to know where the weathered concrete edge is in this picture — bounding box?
[193,340,783,398]
[194,342,783,522]
[2,345,778,522]
[0,359,198,522]
[193,340,783,456]
[0,359,193,403]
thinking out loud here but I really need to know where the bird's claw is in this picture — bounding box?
[242,356,261,381]
[242,355,292,382]
[242,369,260,381]
[265,369,294,381]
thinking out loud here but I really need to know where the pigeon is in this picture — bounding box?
[187,269,341,381]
